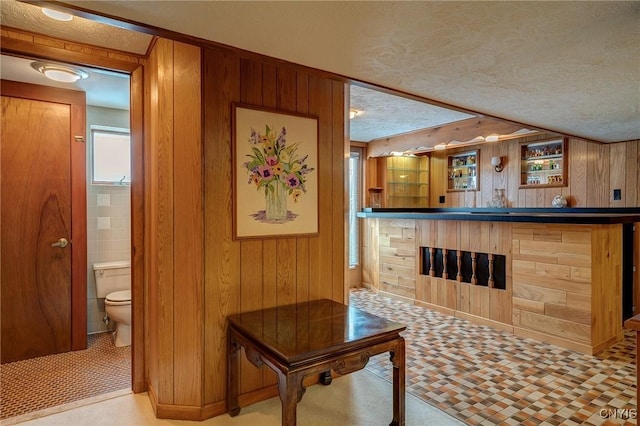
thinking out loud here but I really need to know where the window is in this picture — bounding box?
[91,127,131,185]
[348,150,362,268]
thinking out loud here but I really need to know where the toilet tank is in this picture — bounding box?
[93,261,131,298]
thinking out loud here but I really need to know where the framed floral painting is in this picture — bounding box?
[233,104,319,239]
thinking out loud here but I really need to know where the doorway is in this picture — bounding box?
[2,32,145,418]
[0,58,135,419]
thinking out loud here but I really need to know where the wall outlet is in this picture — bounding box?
[439,195,445,204]
[613,189,622,200]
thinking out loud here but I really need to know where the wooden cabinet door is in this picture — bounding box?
[1,81,86,363]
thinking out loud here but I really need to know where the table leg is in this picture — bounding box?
[390,337,406,426]
[278,373,299,426]
[227,329,241,417]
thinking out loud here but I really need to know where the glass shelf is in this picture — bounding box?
[447,150,479,192]
[520,138,567,188]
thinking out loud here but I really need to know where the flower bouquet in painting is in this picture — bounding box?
[242,125,314,223]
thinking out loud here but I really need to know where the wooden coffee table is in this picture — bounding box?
[227,298,406,426]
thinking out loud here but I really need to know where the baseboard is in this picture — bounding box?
[454,311,514,334]
[145,379,280,421]
[513,326,592,355]
[413,299,456,317]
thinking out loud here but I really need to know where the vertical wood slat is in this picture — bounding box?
[308,74,333,300]
[239,58,267,393]
[587,143,610,207]
[625,141,639,207]
[609,143,626,207]
[203,47,241,403]
[155,38,176,404]
[296,72,310,303]
[262,64,278,312]
[333,80,348,303]
[172,42,203,406]
[276,66,298,306]
[146,32,160,398]
[130,65,146,393]
[569,139,588,207]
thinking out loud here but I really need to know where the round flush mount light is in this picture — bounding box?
[30,62,89,83]
[42,8,74,22]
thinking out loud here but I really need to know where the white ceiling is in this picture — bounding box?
[3,1,638,144]
[1,55,130,110]
[54,0,639,144]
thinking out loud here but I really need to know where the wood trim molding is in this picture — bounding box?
[366,117,533,158]
[1,27,143,72]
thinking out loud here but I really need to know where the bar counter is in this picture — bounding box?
[357,207,640,224]
[358,208,640,355]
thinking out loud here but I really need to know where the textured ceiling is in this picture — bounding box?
[58,0,639,143]
[350,85,475,142]
[0,54,130,110]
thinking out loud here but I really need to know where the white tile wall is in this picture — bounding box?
[86,106,130,334]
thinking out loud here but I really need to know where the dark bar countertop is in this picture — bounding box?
[356,207,640,224]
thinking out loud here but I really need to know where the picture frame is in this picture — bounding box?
[232,104,319,239]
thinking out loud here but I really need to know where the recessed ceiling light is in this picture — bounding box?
[30,62,89,83]
[42,8,74,22]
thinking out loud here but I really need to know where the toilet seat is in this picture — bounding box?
[105,290,131,306]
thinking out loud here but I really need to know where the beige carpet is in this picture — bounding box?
[10,369,464,426]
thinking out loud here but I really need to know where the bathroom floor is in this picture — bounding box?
[0,332,130,421]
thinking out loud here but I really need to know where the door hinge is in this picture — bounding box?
[74,136,85,143]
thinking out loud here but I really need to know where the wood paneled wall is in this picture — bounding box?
[144,39,204,417]
[202,47,347,413]
[429,136,640,208]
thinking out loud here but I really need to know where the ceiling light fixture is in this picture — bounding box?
[349,109,359,119]
[42,8,74,22]
[434,143,447,151]
[485,135,500,143]
[31,62,89,83]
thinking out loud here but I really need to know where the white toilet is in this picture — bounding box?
[93,261,131,347]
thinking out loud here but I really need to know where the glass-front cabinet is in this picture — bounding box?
[520,138,567,187]
[447,151,478,191]
[377,155,429,208]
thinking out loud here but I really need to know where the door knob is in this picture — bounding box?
[51,238,68,248]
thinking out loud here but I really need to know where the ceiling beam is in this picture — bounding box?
[366,117,542,157]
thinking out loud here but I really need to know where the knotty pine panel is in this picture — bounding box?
[202,46,346,407]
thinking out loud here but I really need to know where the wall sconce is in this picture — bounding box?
[491,156,504,172]
[349,109,359,119]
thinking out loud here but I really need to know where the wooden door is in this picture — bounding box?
[1,80,86,363]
